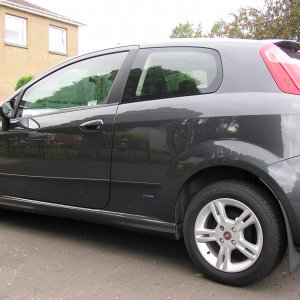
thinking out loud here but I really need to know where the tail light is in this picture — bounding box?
[260,44,300,95]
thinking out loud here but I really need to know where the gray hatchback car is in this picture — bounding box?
[0,39,300,286]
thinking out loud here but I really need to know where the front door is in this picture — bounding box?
[0,50,129,209]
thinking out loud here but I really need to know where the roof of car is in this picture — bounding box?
[137,38,297,50]
[95,38,297,55]
[75,38,278,57]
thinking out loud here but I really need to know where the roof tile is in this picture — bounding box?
[5,0,62,16]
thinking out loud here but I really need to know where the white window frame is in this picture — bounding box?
[49,25,67,55]
[5,14,27,46]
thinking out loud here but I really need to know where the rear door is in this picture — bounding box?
[0,48,137,209]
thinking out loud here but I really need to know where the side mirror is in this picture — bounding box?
[1,101,14,118]
[0,101,13,131]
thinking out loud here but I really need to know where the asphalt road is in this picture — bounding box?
[0,210,299,300]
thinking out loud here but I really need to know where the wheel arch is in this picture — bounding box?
[174,166,279,224]
[174,165,300,274]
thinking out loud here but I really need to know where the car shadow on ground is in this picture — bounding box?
[0,209,194,268]
[0,209,299,294]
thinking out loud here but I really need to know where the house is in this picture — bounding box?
[0,0,83,101]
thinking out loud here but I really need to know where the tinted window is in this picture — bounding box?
[122,48,222,103]
[19,52,127,117]
[281,47,300,61]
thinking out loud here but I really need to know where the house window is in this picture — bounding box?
[5,14,27,46]
[49,26,67,54]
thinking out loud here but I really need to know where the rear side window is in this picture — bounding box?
[122,47,222,103]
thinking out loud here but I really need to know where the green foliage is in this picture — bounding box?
[142,65,194,95]
[170,22,202,38]
[15,75,34,90]
[28,72,115,110]
[123,65,198,102]
[164,68,197,92]
[207,19,229,38]
[221,0,300,40]
[171,1,300,41]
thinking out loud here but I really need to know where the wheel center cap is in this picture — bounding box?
[223,231,232,240]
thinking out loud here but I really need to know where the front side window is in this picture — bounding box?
[5,14,27,46]
[19,52,128,117]
[49,26,67,54]
[122,47,222,103]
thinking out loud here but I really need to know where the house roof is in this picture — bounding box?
[0,0,84,26]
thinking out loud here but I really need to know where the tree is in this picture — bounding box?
[15,75,34,90]
[171,1,300,41]
[194,24,203,38]
[170,22,202,38]
[208,0,300,40]
[208,19,228,38]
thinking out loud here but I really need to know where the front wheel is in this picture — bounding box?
[183,180,286,286]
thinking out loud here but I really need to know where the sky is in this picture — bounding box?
[29,0,262,54]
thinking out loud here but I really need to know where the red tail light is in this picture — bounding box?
[260,44,300,95]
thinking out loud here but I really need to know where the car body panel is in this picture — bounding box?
[0,39,300,269]
[258,156,300,246]
[0,104,117,208]
[109,92,300,223]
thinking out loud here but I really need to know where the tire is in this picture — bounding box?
[183,179,286,286]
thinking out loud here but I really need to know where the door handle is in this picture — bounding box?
[79,119,104,132]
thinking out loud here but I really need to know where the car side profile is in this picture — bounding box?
[0,39,300,286]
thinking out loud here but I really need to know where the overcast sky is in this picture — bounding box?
[29,0,262,54]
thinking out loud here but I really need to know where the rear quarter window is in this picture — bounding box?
[122,47,222,103]
[281,47,300,61]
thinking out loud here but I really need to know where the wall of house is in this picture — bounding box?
[0,6,78,101]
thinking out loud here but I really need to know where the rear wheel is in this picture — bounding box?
[183,180,286,286]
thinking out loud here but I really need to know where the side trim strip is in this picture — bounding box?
[0,195,178,238]
[111,180,162,187]
[0,173,108,182]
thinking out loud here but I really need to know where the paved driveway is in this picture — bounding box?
[0,210,299,300]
